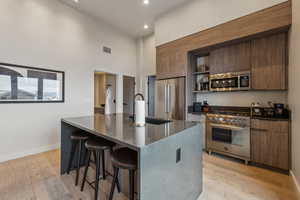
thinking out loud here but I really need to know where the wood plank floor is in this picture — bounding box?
[0,150,299,200]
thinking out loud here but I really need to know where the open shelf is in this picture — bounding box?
[193,71,210,75]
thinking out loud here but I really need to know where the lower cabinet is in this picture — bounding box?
[251,119,290,170]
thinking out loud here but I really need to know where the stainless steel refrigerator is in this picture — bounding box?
[155,77,185,120]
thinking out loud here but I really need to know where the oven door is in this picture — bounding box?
[206,122,250,159]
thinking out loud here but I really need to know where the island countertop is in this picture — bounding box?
[61,114,202,200]
[62,114,198,151]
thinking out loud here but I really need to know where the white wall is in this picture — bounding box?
[288,0,300,188]
[136,34,156,114]
[142,35,156,77]
[155,0,287,46]
[0,0,136,162]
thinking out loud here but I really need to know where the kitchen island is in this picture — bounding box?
[61,114,202,200]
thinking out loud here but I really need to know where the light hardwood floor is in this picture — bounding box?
[0,150,299,200]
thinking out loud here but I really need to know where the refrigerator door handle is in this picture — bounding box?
[168,84,171,114]
[164,84,168,113]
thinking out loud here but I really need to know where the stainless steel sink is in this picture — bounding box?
[129,116,172,125]
[145,118,172,125]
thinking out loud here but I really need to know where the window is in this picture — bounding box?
[17,77,38,100]
[43,79,62,100]
[0,75,11,100]
[0,63,64,103]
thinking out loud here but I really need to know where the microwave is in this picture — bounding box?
[210,71,250,92]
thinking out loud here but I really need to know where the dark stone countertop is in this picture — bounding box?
[189,112,290,121]
[62,114,198,150]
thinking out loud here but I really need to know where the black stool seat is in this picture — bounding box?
[85,138,115,150]
[109,148,138,200]
[67,131,89,186]
[81,138,119,200]
[111,148,138,170]
[70,132,89,140]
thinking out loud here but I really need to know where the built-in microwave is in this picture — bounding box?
[210,71,250,92]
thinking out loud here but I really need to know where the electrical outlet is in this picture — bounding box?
[176,148,181,163]
[103,46,112,54]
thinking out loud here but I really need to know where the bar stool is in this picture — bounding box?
[67,131,89,186]
[81,138,120,200]
[109,148,138,200]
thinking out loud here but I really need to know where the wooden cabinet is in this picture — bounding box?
[251,33,287,90]
[156,50,170,77]
[209,48,224,74]
[209,42,251,74]
[251,119,290,170]
[156,47,187,80]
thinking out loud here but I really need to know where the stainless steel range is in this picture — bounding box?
[206,112,250,164]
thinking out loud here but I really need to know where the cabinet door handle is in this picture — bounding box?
[251,128,268,132]
[164,84,168,113]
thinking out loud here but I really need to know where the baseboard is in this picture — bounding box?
[291,170,300,194]
[197,192,204,200]
[0,143,59,163]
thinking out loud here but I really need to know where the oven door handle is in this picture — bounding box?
[210,123,247,131]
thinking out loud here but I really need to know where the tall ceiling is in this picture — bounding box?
[59,0,191,38]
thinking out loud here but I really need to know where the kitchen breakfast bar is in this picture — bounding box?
[61,114,202,200]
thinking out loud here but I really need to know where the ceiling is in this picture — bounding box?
[59,0,191,38]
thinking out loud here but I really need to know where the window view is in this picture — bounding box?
[0,75,11,100]
[0,64,64,103]
[17,77,38,100]
[43,79,61,100]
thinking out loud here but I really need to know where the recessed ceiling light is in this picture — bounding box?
[144,24,149,29]
[74,0,79,3]
[143,0,149,5]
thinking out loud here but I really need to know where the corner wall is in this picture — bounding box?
[288,0,300,190]
[136,34,156,114]
[0,0,136,162]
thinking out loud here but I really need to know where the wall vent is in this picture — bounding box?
[103,46,112,54]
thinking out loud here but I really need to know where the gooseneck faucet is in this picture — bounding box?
[132,93,145,122]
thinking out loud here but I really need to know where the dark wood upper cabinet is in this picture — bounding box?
[210,42,251,74]
[209,48,224,74]
[156,47,187,80]
[156,2,291,80]
[251,33,287,90]
[156,49,170,78]
[251,119,290,170]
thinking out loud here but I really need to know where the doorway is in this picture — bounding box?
[147,75,156,117]
[123,76,135,115]
[94,72,116,114]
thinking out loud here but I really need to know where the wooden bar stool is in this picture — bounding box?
[81,138,120,200]
[109,148,138,200]
[67,131,89,186]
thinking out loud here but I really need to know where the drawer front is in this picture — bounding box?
[251,119,289,133]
